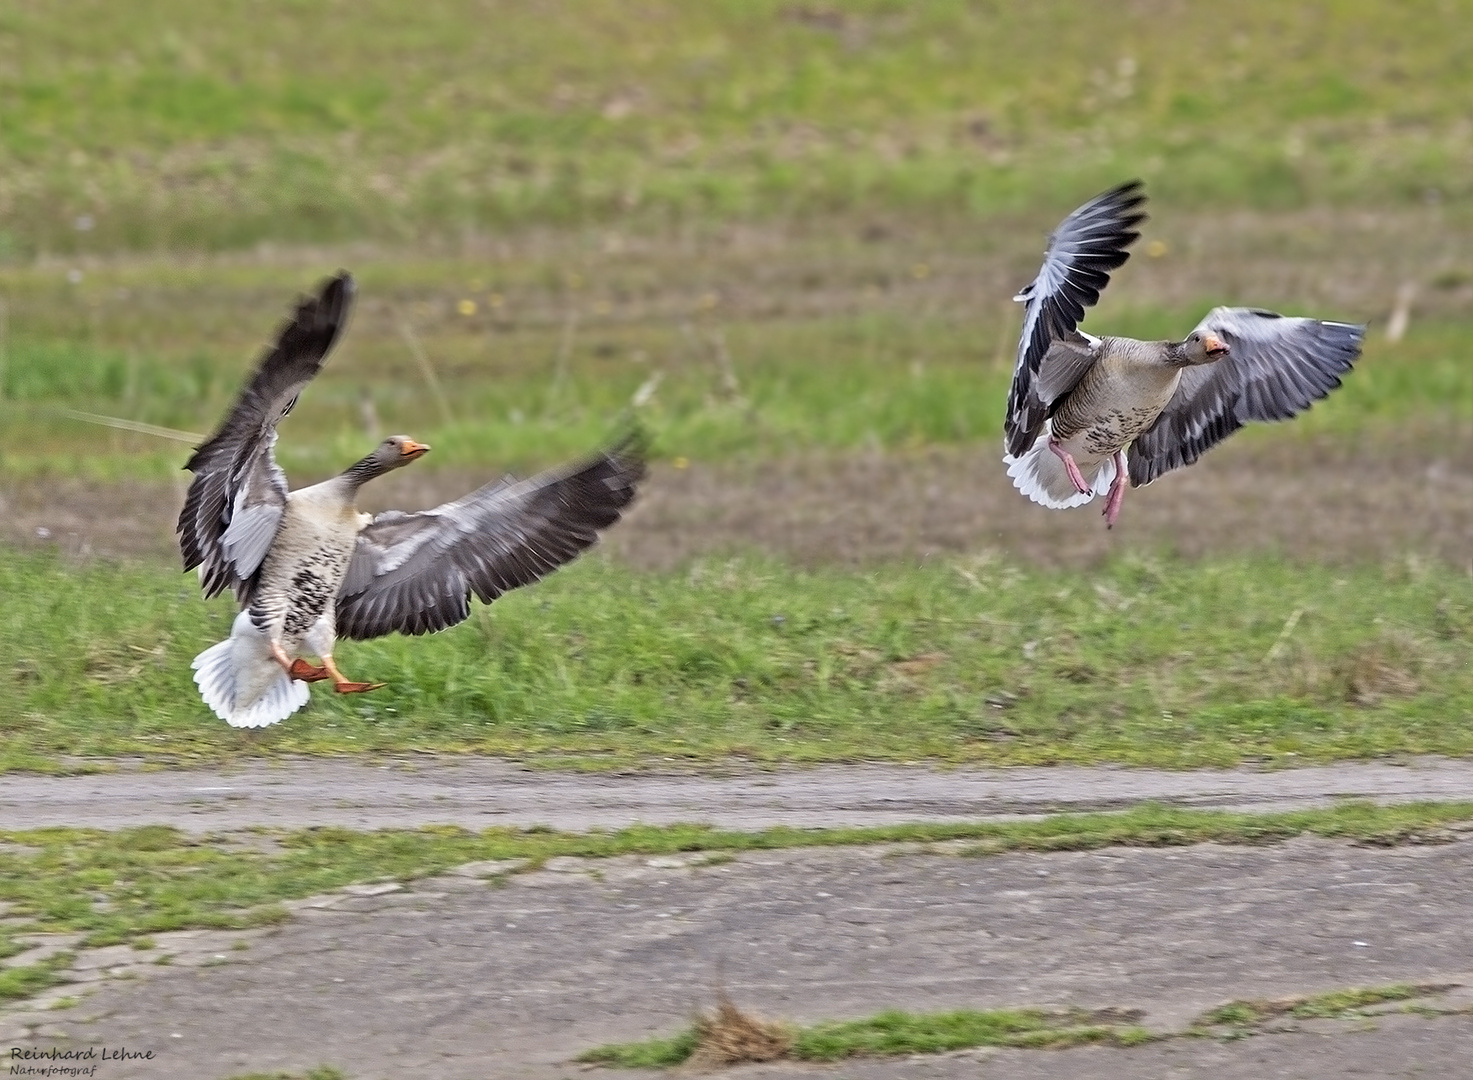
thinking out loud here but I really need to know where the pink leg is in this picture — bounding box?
[1047,437,1091,495]
[1103,450,1128,529]
[269,641,295,676]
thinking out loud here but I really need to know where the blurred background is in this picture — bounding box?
[2,0,1472,768]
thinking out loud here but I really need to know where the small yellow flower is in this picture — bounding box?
[592,299,613,316]
[1146,240,1168,258]
[673,456,689,470]
[911,262,931,280]
[457,298,477,316]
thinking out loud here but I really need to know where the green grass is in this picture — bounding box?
[3,1,1472,255]
[578,1029,701,1069]
[791,1008,1153,1059]
[582,977,1463,1067]
[579,1006,1151,1067]
[0,952,73,1005]
[3,803,1469,1005]
[1,280,1469,480]
[4,548,1473,771]
[1199,983,1452,1028]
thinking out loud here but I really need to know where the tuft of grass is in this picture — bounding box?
[581,1002,1153,1067]
[689,992,792,1068]
[5,549,1473,771]
[792,1008,1149,1060]
[0,953,74,1004]
[1199,983,1456,1029]
[576,1030,700,1070]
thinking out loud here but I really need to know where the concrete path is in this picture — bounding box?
[6,758,1473,1078]
[5,836,1472,1079]
[5,755,1472,833]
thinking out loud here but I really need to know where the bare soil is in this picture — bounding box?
[6,432,1473,572]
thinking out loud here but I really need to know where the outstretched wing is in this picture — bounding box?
[1127,307,1363,486]
[177,272,355,603]
[335,436,647,640]
[1004,180,1146,457]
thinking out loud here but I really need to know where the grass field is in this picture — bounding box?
[4,547,1472,772]
[3,0,1472,777]
[3,1,1472,255]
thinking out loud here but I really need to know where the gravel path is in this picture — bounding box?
[6,837,1472,1079]
[6,758,1472,1078]
[4,755,1471,833]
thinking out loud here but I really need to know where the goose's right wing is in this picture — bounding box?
[335,435,646,640]
[1004,180,1146,456]
[178,272,355,602]
[1127,307,1363,486]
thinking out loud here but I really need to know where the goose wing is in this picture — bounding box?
[177,272,355,603]
[1005,180,1146,456]
[1127,307,1364,486]
[335,436,646,640]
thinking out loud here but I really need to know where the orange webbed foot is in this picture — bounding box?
[332,680,386,694]
[288,659,331,682]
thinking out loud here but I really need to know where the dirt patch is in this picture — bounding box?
[6,433,1473,571]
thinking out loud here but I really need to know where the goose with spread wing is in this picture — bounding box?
[1003,180,1364,527]
[178,272,645,728]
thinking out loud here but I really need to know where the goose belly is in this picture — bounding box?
[1053,367,1180,457]
[251,508,361,648]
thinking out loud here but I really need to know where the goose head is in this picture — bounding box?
[1173,330,1231,366]
[343,435,431,487]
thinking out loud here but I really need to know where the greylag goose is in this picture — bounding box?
[1003,180,1364,527]
[178,272,646,728]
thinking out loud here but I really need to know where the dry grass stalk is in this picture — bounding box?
[1339,639,1421,706]
[685,991,792,1070]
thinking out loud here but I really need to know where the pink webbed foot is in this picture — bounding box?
[1047,437,1091,495]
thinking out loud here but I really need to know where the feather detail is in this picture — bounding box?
[1004,424,1115,508]
[191,611,310,728]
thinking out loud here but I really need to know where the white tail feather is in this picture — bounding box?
[191,611,310,728]
[1004,428,1115,509]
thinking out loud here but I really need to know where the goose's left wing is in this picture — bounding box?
[1005,180,1146,457]
[335,437,646,640]
[178,272,355,603]
[1127,307,1363,487]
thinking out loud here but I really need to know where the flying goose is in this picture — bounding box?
[178,272,646,728]
[1003,180,1364,527]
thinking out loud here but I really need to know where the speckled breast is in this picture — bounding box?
[1054,362,1182,456]
[253,507,361,643]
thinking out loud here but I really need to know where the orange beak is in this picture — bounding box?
[401,439,431,458]
[1203,335,1229,358]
